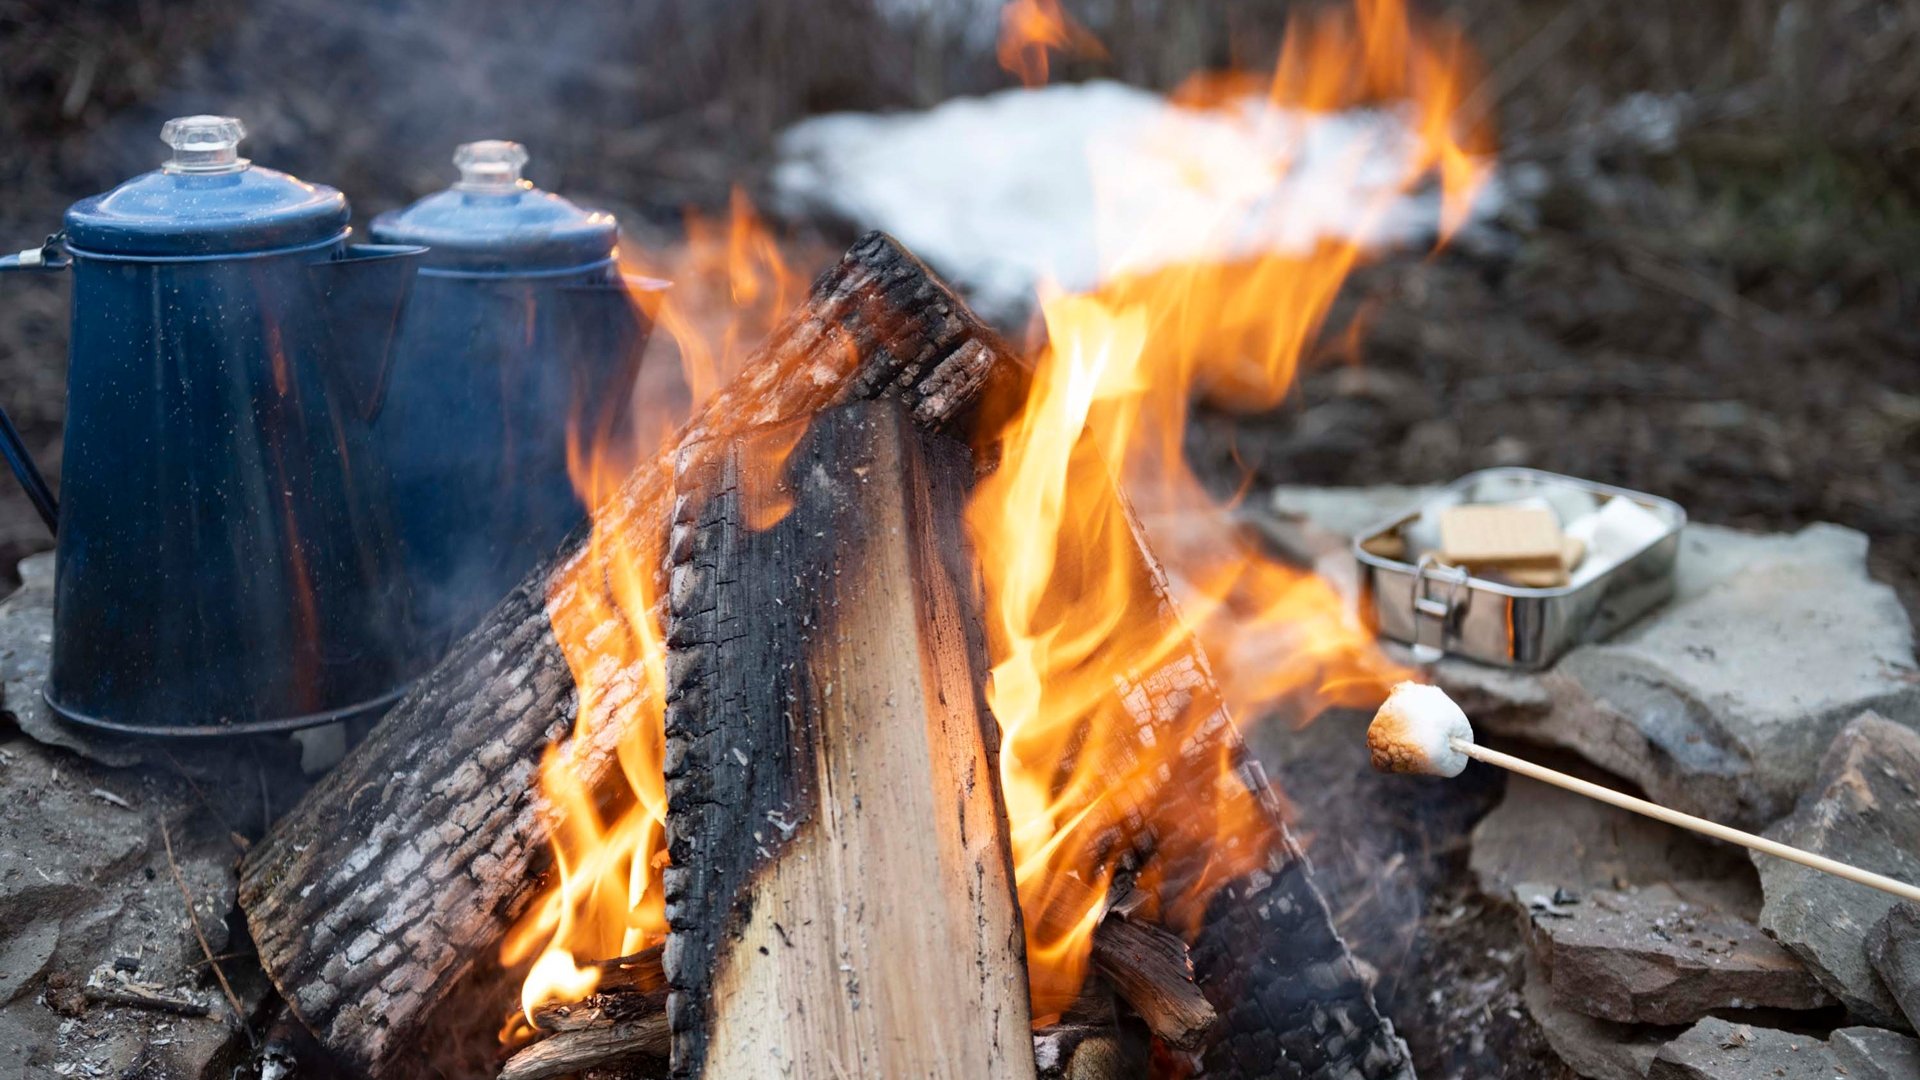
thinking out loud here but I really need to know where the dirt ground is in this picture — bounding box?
[1,1,1915,1076]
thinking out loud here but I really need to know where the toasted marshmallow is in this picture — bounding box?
[1367,682,1474,777]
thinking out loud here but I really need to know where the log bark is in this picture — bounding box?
[236,232,1020,1077]
[661,399,1034,1079]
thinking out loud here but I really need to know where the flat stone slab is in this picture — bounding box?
[1870,904,1920,1033]
[1521,883,1831,1025]
[1471,762,1759,915]
[1648,1017,1920,1080]
[1259,486,1920,829]
[1758,713,1920,1030]
[1522,952,1676,1080]
[0,563,312,1077]
[1831,1026,1920,1080]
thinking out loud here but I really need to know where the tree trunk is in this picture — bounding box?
[661,399,1034,1079]
[236,232,1020,1077]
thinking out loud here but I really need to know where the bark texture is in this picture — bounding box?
[237,232,1019,1076]
[661,400,1034,1079]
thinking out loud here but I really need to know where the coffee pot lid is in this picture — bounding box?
[64,116,350,257]
[370,141,618,274]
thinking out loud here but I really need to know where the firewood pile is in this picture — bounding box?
[228,232,1409,1079]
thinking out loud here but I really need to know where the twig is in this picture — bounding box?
[83,985,211,1018]
[191,950,257,970]
[159,817,250,1039]
[250,739,271,834]
[160,749,240,848]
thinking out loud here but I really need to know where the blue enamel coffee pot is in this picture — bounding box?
[0,116,428,735]
[368,141,662,660]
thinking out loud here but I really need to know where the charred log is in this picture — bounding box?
[661,400,1034,1078]
[1063,489,1413,1079]
[236,232,1020,1076]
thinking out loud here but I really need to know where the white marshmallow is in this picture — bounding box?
[1367,681,1475,777]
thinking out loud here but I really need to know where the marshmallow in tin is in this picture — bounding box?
[1367,681,1474,777]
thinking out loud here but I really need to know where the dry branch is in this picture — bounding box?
[236,232,1020,1076]
[661,400,1033,1078]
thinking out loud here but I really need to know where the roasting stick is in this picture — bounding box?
[1368,683,1920,905]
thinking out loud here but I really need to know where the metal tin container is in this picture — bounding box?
[0,116,428,735]
[1354,467,1686,669]
[369,141,664,660]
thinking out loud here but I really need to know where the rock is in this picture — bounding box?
[1647,1017,1838,1079]
[1522,952,1675,1080]
[0,553,145,768]
[0,562,314,1077]
[1830,1026,1920,1080]
[0,729,272,1077]
[1470,762,1758,915]
[1260,486,1920,829]
[1249,485,1435,603]
[1870,904,1920,1032]
[1757,714,1920,1030]
[1520,882,1831,1025]
[1447,522,1920,828]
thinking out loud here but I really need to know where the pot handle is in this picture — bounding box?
[0,235,69,534]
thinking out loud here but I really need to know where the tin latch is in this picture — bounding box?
[1408,554,1469,665]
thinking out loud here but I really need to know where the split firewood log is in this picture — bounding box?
[661,399,1033,1078]
[237,232,1021,1077]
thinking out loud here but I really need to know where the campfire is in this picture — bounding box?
[231,2,1496,1077]
[9,0,1920,1076]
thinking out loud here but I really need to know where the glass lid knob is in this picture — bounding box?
[454,140,530,193]
[160,115,249,175]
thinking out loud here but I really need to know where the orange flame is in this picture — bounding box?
[997,0,1107,87]
[502,192,807,1028]
[972,0,1491,1011]
[504,0,1491,1035]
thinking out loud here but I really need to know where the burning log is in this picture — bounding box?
[236,231,1019,1077]
[1046,486,1414,1079]
[661,399,1034,1077]
[1090,905,1216,1052]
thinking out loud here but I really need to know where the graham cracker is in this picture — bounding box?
[1439,505,1563,565]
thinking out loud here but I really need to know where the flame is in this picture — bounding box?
[997,0,1106,87]
[502,0,1491,1035]
[971,0,1491,1012]
[502,192,807,1028]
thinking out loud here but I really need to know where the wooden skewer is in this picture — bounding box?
[1454,738,1920,905]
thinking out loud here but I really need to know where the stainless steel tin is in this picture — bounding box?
[1354,467,1685,669]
